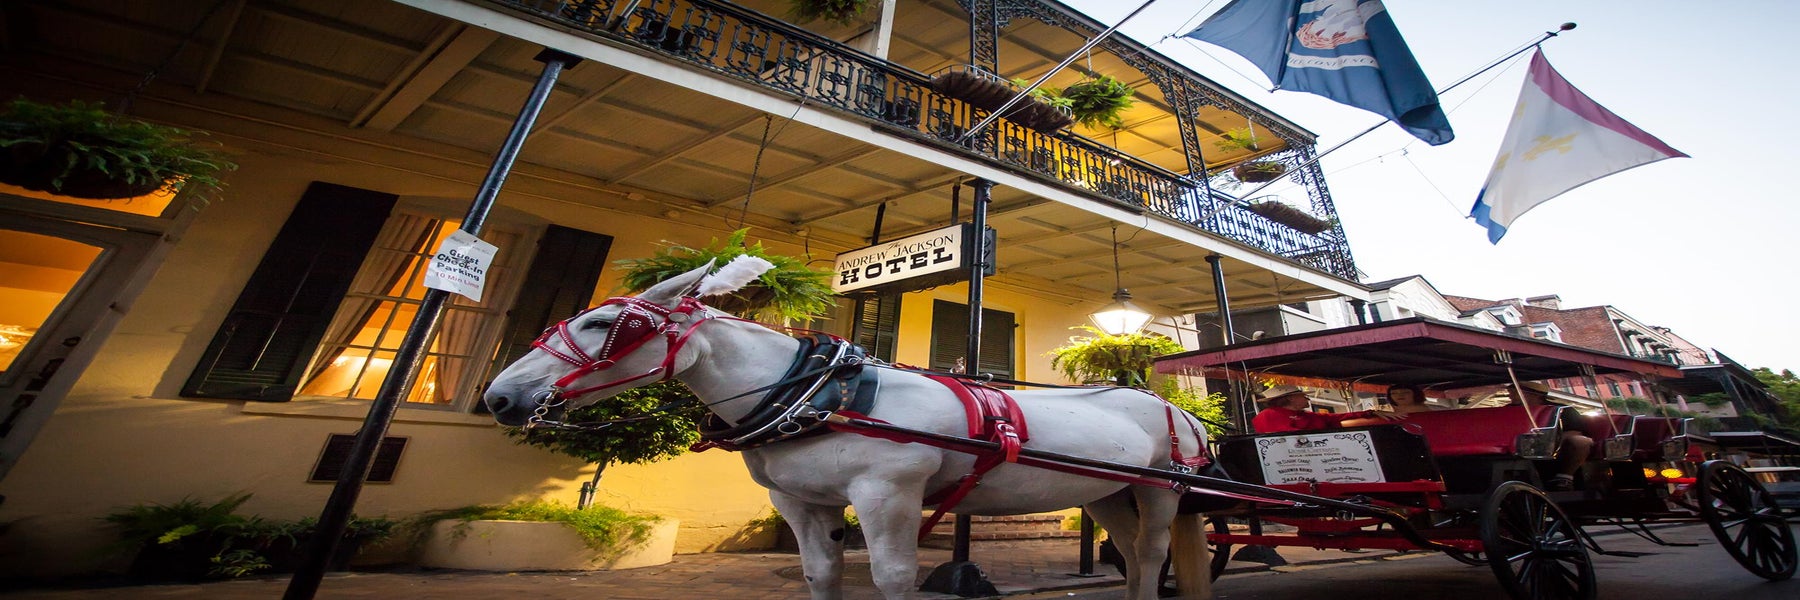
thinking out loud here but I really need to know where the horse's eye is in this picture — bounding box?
[581,318,613,331]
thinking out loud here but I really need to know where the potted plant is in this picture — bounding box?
[1213,127,1287,183]
[615,229,835,324]
[1058,75,1135,130]
[928,67,1074,135]
[250,515,399,573]
[1,98,234,200]
[1244,199,1332,235]
[103,493,254,581]
[786,0,878,26]
[1232,161,1288,183]
[413,501,678,571]
[1047,326,1184,387]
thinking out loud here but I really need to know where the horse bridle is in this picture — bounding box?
[528,295,716,422]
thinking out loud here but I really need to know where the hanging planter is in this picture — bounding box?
[1059,75,1135,130]
[1232,161,1288,183]
[1,98,234,200]
[1245,200,1332,235]
[929,67,1072,134]
[785,0,879,26]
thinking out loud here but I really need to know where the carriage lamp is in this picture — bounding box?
[1644,467,1659,479]
[1089,226,1155,335]
[1660,467,1685,479]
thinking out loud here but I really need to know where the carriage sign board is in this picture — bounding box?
[1255,431,1386,484]
[831,223,995,295]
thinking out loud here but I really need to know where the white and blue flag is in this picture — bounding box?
[1186,0,1453,145]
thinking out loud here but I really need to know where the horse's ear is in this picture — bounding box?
[637,259,715,307]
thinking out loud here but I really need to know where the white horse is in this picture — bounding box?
[483,263,1210,600]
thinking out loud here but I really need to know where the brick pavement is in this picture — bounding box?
[1,540,1373,599]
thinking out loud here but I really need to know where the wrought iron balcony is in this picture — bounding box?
[490,0,1356,280]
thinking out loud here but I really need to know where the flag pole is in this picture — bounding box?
[955,0,1160,146]
[1226,22,1577,203]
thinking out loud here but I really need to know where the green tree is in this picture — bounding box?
[1751,367,1800,427]
[506,381,708,504]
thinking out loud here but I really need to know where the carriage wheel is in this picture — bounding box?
[1697,460,1797,580]
[1205,516,1231,580]
[1479,481,1597,600]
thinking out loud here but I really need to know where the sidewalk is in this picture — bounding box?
[1,540,1379,599]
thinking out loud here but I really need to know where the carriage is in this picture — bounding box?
[1153,317,1798,599]
[483,263,1793,600]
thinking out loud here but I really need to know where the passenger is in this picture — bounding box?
[1252,385,1403,434]
[1513,382,1595,491]
[1384,385,1438,415]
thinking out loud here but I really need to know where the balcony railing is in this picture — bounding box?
[491,0,1356,280]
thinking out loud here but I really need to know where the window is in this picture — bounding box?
[294,215,530,406]
[1608,382,1622,397]
[848,295,900,363]
[928,300,1015,379]
[184,182,612,411]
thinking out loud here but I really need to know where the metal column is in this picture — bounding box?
[920,178,998,597]
[282,49,580,600]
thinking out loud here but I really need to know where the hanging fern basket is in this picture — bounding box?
[929,67,1072,134]
[1232,161,1287,183]
[1245,200,1332,235]
[0,144,168,198]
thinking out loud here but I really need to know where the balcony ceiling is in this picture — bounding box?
[0,0,1347,313]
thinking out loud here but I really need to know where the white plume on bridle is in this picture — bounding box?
[694,255,775,297]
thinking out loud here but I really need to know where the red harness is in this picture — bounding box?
[531,295,715,406]
[908,379,1211,540]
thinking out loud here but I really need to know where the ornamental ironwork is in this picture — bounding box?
[490,0,1356,280]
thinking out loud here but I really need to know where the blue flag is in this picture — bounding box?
[1186,0,1453,145]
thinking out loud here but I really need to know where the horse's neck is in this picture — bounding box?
[676,317,803,425]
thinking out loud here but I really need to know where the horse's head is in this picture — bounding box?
[483,262,715,426]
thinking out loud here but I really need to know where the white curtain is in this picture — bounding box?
[431,227,527,405]
[303,213,436,383]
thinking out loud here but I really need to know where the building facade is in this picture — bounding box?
[0,0,1370,575]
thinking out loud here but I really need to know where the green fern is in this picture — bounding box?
[614,229,835,324]
[1,98,235,198]
[1059,76,1135,130]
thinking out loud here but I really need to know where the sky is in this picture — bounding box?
[1061,0,1799,372]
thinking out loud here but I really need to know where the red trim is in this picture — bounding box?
[1208,533,1483,553]
[1265,480,1445,496]
[1158,318,1682,380]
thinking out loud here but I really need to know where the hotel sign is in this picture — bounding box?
[832,223,995,295]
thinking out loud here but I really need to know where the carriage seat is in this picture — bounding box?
[1575,414,1636,461]
[1402,405,1562,457]
[1628,416,1689,462]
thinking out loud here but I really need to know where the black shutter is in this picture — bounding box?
[927,299,1014,379]
[478,225,612,410]
[855,295,900,363]
[182,182,397,401]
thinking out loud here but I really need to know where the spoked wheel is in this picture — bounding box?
[1480,481,1597,600]
[1697,460,1798,580]
[1205,516,1230,580]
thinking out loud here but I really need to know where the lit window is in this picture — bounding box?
[296,214,526,407]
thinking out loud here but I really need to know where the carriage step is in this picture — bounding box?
[919,514,1078,548]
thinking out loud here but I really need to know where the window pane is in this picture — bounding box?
[0,230,103,374]
[294,213,520,408]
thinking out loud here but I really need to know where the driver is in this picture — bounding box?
[1252,385,1404,433]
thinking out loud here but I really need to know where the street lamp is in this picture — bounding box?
[1088,226,1154,335]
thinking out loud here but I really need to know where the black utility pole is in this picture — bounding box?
[282,49,580,600]
[920,178,998,598]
